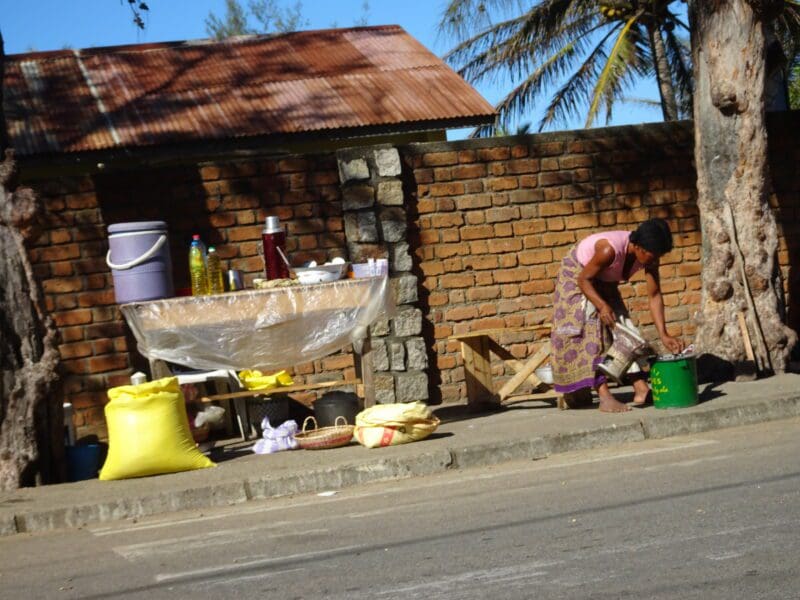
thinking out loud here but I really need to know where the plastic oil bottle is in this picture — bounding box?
[189,234,208,295]
[206,246,225,294]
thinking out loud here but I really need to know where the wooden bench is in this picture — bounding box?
[449,324,564,409]
[157,334,376,441]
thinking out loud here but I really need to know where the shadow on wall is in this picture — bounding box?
[400,152,444,405]
[768,111,800,361]
[93,164,213,376]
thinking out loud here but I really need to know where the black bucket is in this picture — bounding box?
[314,391,361,427]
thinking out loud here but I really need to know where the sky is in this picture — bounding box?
[1,0,664,138]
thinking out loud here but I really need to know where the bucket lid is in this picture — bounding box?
[108,221,168,234]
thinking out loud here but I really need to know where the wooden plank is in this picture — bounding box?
[461,336,495,406]
[354,330,375,408]
[496,341,551,402]
[500,390,560,406]
[737,312,756,362]
[200,379,362,403]
[449,324,551,342]
[486,338,544,389]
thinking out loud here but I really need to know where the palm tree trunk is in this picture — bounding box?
[648,22,679,121]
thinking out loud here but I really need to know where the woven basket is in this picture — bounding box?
[294,416,355,450]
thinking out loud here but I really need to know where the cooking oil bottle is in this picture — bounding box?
[189,234,208,295]
[206,246,225,294]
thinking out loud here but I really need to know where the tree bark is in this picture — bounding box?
[690,0,796,374]
[0,36,62,490]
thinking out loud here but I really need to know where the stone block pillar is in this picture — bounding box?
[336,145,428,404]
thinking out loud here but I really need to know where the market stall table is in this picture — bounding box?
[120,277,396,439]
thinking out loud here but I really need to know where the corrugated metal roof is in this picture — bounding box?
[4,25,496,157]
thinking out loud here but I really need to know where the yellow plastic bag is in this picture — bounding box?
[354,401,440,448]
[99,377,215,480]
[238,369,293,391]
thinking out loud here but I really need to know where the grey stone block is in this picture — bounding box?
[389,340,406,370]
[377,180,404,205]
[344,211,378,243]
[338,157,370,183]
[374,148,402,177]
[371,317,390,337]
[392,306,422,337]
[406,337,428,370]
[392,273,419,304]
[394,371,429,402]
[372,338,390,371]
[379,207,407,242]
[342,185,375,210]
[374,373,396,404]
[389,241,413,272]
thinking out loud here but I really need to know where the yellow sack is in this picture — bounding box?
[238,369,293,391]
[354,401,440,448]
[99,377,215,480]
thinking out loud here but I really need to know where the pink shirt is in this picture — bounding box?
[575,230,643,282]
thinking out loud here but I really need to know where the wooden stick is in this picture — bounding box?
[722,202,771,371]
[200,379,362,402]
[496,341,551,402]
[737,312,756,363]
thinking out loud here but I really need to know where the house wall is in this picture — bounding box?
[21,113,800,437]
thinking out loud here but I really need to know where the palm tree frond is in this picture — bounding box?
[586,13,640,127]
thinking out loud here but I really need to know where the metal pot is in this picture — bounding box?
[314,391,361,427]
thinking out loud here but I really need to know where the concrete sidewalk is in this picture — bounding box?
[2,373,800,537]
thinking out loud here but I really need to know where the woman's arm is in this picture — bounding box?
[577,240,617,327]
[644,263,685,353]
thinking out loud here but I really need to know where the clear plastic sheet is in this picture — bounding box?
[120,277,396,371]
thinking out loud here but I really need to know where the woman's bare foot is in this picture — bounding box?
[596,383,631,412]
[632,378,650,405]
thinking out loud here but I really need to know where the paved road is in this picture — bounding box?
[2,418,799,600]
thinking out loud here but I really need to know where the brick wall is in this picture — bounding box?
[402,115,800,403]
[25,153,349,438]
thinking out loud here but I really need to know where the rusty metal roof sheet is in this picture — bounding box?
[4,25,496,157]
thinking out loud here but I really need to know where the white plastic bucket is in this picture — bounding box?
[107,221,174,304]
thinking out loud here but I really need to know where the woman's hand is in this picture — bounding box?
[661,335,685,354]
[598,304,616,328]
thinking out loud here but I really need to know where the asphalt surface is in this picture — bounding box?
[1,373,800,538]
[1,418,798,599]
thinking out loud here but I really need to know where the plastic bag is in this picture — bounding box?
[252,418,299,454]
[100,377,215,480]
[354,401,440,448]
[239,369,293,391]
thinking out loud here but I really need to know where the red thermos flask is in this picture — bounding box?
[261,216,289,280]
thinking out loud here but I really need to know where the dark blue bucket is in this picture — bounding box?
[107,221,174,304]
[66,444,102,482]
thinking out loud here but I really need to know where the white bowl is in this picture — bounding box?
[296,269,340,284]
[534,364,553,385]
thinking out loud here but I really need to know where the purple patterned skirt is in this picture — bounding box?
[550,247,623,394]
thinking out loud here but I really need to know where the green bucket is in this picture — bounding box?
[650,354,698,409]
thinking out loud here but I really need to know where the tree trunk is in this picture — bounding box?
[0,36,62,491]
[647,21,679,121]
[690,0,796,374]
